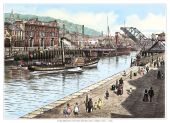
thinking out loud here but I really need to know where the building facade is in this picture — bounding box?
[4,11,59,51]
[24,18,59,50]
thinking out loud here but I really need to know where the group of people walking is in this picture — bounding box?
[62,56,163,117]
[143,87,154,102]
[157,70,164,79]
[85,94,103,113]
[111,78,124,95]
[63,102,80,117]
[63,94,105,117]
[154,57,164,68]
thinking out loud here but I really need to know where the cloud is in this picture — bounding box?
[41,9,119,34]
[40,9,166,37]
[125,13,166,36]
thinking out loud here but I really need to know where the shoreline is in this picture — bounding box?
[20,66,138,119]
[20,54,165,119]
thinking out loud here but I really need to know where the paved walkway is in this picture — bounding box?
[35,64,165,118]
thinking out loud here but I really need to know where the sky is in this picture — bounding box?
[4,4,166,37]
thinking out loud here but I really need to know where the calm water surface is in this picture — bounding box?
[4,51,137,119]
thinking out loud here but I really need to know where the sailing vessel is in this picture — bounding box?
[101,18,130,56]
[65,67,83,74]
[28,37,99,73]
[28,56,99,71]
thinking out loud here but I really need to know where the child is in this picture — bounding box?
[66,103,72,116]
[129,87,132,94]
[73,102,79,116]
[93,102,97,110]
[97,98,103,109]
[105,90,109,99]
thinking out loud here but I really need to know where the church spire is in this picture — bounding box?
[9,9,15,24]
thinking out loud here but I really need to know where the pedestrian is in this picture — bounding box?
[148,87,154,102]
[160,60,163,66]
[66,103,72,116]
[161,72,164,79]
[93,102,97,110]
[111,84,116,91]
[129,87,133,94]
[117,84,121,95]
[138,67,141,74]
[162,60,165,65]
[130,70,132,79]
[115,79,119,89]
[63,106,68,117]
[84,94,88,112]
[157,62,159,67]
[157,70,161,79]
[97,98,103,109]
[123,70,126,76]
[146,66,149,73]
[154,62,156,68]
[117,84,123,95]
[140,68,143,75]
[105,90,109,99]
[143,89,149,102]
[87,98,93,113]
[120,84,123,95]
[73,102,79,116]
[119,78,124,85]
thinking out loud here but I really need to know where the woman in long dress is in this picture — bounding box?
[143,89,149,102]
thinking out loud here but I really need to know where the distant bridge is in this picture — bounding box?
[120,27,154,51]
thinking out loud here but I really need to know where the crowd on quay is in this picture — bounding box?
[142,56,164,103]
[61,56,164,117]
[62,95,104,117]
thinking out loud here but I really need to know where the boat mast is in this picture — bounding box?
[107,16,110,37]
[115,32,118,56]
[60,37,65,65]
[61,24,66,65]
[124,20,127,46]
[107,16,110,48]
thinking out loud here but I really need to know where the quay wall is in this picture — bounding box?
[20,54,164,119]
[20,66,139,119]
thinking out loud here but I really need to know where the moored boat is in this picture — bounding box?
[83,60,98,68]
[64,67,83,74]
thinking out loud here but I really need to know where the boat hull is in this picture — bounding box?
[64,67,83,74]
[83,62,98,68]
[30,69,65,76]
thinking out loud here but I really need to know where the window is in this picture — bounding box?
[51,38,54,46]
[51,32,54,37]
[42,32,45,37]
[30,32,34,37]
[29,38,34,47]
[40,38,44,47]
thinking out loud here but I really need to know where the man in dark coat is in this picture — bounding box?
[119,78,124,85]
[148,87,154,102]
[157,71,161,79]
[146,66,149,73]
[84,94,88,112]
[105,90,109,99]
[87,98,93,113]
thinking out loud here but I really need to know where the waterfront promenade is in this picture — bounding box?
[21,54,165,119]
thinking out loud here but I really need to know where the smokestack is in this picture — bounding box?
[82,25,84,37]
[115,32,119,45]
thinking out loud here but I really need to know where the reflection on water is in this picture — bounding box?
[4,52,137,119]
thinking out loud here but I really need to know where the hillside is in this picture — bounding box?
[4,13,101,36]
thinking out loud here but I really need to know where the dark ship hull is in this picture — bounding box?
[102,47,131,57]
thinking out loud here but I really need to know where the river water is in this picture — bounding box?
[4,51,137,119]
